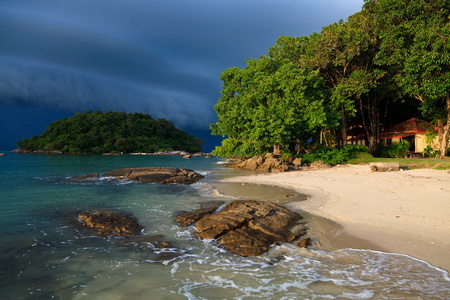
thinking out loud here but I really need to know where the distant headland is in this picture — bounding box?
[14,111,204,154]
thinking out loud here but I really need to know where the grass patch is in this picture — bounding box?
[347,152,450,170]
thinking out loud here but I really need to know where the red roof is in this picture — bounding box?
[380,118,434,139]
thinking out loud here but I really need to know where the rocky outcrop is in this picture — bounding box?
[226,153,295,172]
[76,211,143,237]
[72,173,100,181]
[11,149,63,154]
[177,200,307,256]
[175,201,224,227]
[102,167,204,184]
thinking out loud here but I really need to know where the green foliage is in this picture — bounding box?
[211,40,337,157]
[17,111,204,154]
[301,145,368,165]
[424,145,438,158]
[211,138,269,158]
[373,140,411,158]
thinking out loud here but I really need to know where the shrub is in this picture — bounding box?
[301,144,368,165]
[374,140,410,158]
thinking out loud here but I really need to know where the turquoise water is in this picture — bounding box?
[0,152,449,299]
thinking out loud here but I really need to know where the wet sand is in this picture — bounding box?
[219,165,450,272]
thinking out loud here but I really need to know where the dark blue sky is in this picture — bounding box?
[0,0,363,152]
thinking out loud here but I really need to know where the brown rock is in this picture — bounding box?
[101,167,204,184]
[310,160,331,169]
[72,173,100,181]
[285,156,295,164]
[77,211,143,237]
[226,154,290,172]
[175,201,224,227]
[370,162,399,172]
[257,157,289,172]
[292,157,302,167]
[297,237,312,248]
[194,200,306,256]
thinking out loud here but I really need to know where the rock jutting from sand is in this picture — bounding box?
[225,153,297,172]
[73,167,205,184]
[370,162,400,172]
[176,200,308,256]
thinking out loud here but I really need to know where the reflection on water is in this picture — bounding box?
[0,154,449,299]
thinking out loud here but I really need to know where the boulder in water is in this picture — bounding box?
[101,167,204,184]
[77,211,143,237]
[191,200,306,256]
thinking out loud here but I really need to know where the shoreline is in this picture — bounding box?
[220,165,450,272]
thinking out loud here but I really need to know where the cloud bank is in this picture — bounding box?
[0,0,364,130]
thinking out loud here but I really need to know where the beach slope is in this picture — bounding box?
[222,165,450,272]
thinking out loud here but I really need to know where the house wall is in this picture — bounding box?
[415,133,427,153]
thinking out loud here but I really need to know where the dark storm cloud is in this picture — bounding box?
[0,0,364,130]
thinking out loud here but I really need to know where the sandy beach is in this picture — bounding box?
[221,165,450,272]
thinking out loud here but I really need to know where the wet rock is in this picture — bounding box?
[156,251,183,261]
[183,155,191,159]
[72,173,100,181]
[102,167,204,184]
[116,234,173,250]
[297,237,312,248]
[0,153,7,156]
[175,201,225,227]
[194,200,306,257]
[77,211,143,237]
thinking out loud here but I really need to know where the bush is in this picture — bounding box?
[424,145,438,158]
[301,144,368,165]
[374,140,410,158]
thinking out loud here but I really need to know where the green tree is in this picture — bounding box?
[366,0,450,157]
[211,51,331,156]
[16,111,204,153]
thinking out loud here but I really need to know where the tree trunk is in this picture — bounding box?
[273,144,281,155]
[340,103,347,146]
[437,94,450,159]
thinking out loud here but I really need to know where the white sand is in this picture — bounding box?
[221,165,450,272]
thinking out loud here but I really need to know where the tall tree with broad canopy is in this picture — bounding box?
[211,50,332,156]
[365,0,450,158]
[302,12,397,154]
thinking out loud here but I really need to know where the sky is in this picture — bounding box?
[0,0,364,152]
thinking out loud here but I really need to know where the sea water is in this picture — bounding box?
[0,152,449,299]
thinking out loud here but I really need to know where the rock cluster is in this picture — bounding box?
[176,200,308,256]
[226,153,302,172]
[370,162,400,172]
[77,211,143,237]
[98,167,204,184]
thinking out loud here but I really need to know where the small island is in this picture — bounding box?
[15,111,204,154]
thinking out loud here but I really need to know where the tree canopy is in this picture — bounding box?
[211,0,449,158]
[17,111,204,154]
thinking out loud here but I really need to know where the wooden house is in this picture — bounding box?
[346,118,436,154]
[378,118,435,153]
